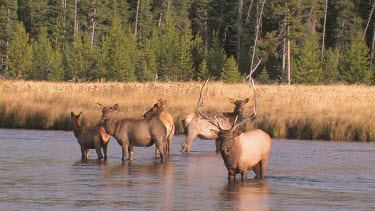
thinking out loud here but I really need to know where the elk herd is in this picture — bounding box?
[71,78,272,182]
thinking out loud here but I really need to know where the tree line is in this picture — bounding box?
[0,0,374,84]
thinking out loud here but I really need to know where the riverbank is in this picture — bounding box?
[0,80,374,142]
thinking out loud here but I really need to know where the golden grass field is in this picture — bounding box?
[0,80,374,142]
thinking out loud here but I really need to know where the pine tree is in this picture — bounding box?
[258,68,270,84]
[136,30,158,81]
[158,13,179,81]
[0,0,18,72]
[221,56,242,83]
[177,23,194,81]
[294,31,323,84]
[31,27,62,81]
[7,22,33,79]
[323,48,340,84]
[206,32,226,80]
[80,32,98,80]
[197,59,209,81]
[340,32,372,84]
[191,35,206,80]
[132,0,153,46]
[105,15,136,81]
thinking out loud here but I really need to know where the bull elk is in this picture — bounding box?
[71,111,111,159]
[143,99,175,156]
[97,103,168,162]
[181,79,250,152]
[196,79,272,181]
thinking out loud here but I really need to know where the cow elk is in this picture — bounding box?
[97,103,168,162]
[71,111,110,160]
[143,99,175,156]
[196,79,272,181]
[181,79,250,152]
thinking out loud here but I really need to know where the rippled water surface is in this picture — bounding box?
[0,129,374,210]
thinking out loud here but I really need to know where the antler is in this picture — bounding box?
[195,79,222,129]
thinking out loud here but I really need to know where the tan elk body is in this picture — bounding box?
[196,76,272,181]
[143,99,175,156]
[181,89,250,152]
[71,111,110,159]
[97,103,168,162]
[211,128,272,181]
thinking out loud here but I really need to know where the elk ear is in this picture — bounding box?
[229,98,236,104]
[71,112,75,117]
[113,104,119,110]
[97,103,104,109]
[78,111,82,116]
[210,129,220,137]
[243,98,250,104]
[162,100,167,105]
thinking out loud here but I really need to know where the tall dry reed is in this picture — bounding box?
[0,80,374,142]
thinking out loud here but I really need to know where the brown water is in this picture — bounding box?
[0,128,374,210]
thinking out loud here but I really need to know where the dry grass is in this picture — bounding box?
[0,80,374,142]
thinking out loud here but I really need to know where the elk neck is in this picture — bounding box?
[72,118,84,138]
[103,119,117,136]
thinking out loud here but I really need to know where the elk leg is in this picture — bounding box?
[122,144,129,162]
[181,134,195,152]
[103,144,108,159]
[215,138,220,153]
[128,145,134,160]
[228,171,236,182]
[167,125,175,156]
[81,147,86,159]
[154,147,159,157]
[260,156,269,180]
[241,171,248,182]
[86,149,90,159]
[253,163,261,179]
[95,146,103,160]
[155,142,165,163]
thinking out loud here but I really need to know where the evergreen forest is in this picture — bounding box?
[1,0,375,84]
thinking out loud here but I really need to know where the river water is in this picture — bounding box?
[0,128,374,210]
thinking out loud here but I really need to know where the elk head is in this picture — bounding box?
[143,99,167,118]
[71,111,82,127]
[97,103,119,121]
[229,98,250,116]
[210,120,243,155]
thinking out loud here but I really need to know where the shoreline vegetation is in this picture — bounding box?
[0,80,374,142]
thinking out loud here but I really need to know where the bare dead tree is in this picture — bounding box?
[134,0,140,39]
[90,0,96,44]
[245,0,254,24]
[364,3,375,38]
[236,0,244,63]
[321,0,328,59]
[249,0,265,79]
[74,0,78,37]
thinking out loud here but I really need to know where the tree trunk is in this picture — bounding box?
[321,0,328,59]
[204,11,208,47]
[74,0,78,36]
[134,0,140,39]
[236,0,244,63]
[245,0,254,24]
[364,3,375,38]
[249,0,265,77]
[370,21,375,64]
[91,0,96,45]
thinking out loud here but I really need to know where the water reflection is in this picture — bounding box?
[1,129,375,210]
[219,180,270,210]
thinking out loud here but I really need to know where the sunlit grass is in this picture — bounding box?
[0,80,374,142]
